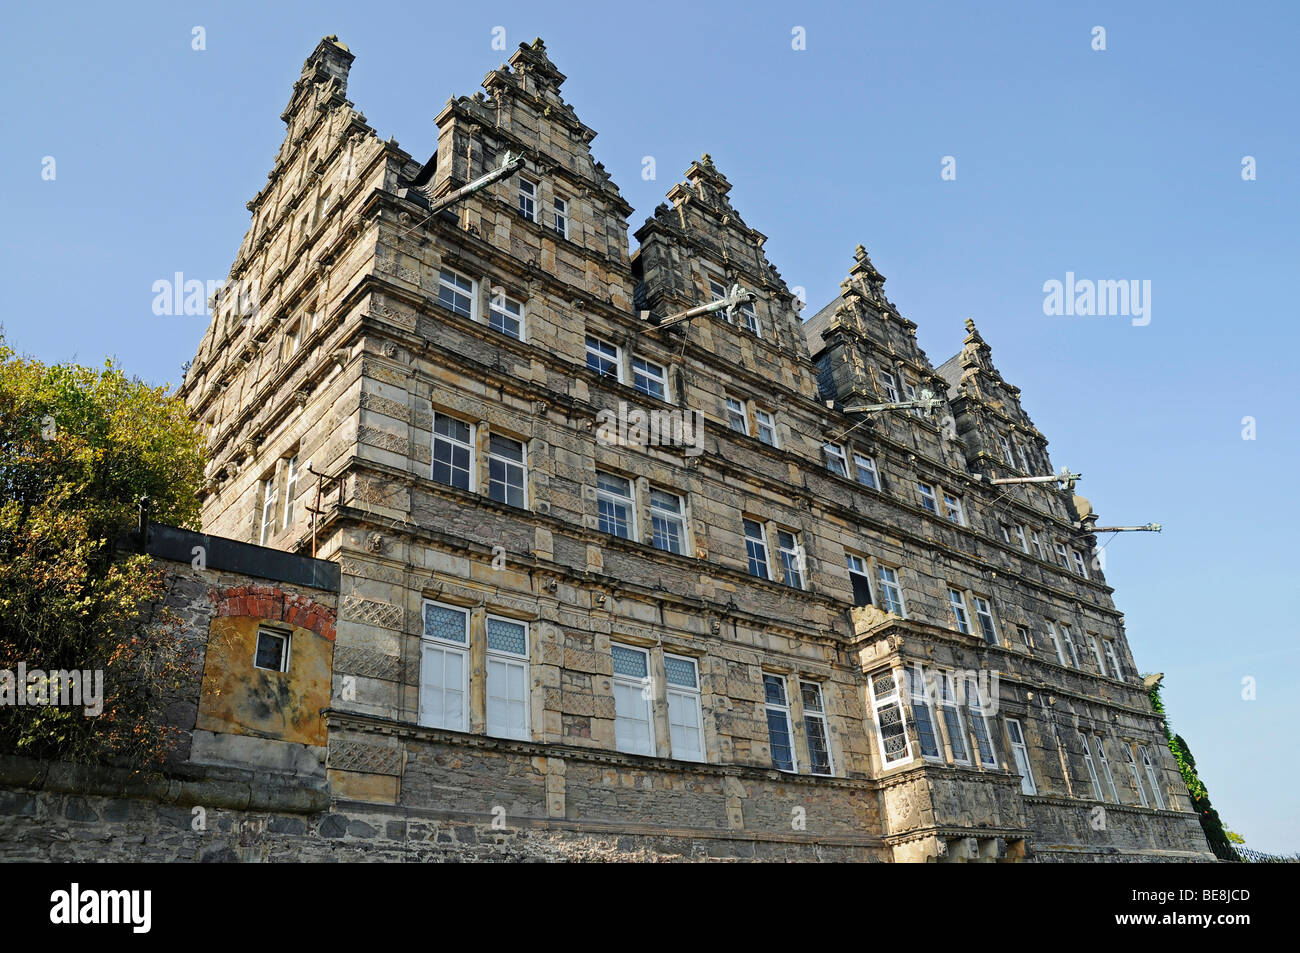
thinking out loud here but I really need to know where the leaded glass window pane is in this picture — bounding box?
[486,617,527,655]
[424,603,467,644]
[612,644,648,679]
[664,655,697,688]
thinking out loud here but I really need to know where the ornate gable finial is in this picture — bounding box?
[509,37,565,89]
[848,244,884,288]
[960,318,995,375]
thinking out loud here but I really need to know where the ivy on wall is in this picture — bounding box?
[1147,680,1238,862]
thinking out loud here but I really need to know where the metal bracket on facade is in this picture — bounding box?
[641,284,757,331]
[427,150,527,217]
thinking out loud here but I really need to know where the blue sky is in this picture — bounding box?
[3,1,1296,851]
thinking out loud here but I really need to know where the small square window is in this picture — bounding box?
[585,335,621,381]
[254,629,290,673]
[633,357,668,400]
[438,268,476,320]
[488,290,525,340]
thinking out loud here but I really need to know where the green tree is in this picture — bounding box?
[0,329,206,769]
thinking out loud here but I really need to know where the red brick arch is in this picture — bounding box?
[210,584,336,641]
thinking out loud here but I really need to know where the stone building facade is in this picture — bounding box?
[166,36,1214,861]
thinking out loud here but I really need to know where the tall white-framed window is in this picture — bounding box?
[1046,622,1068,665]
[485,616,529,741]
[1031,530,1045,560]
[967,689,998,767]
[432,412,475,491]
[738,298,760,336]
[824,442,848,477]
[777,529,804,589]
[611,643,654,756]
[1103,639,1123,680]
[999,523,1013,545]
[942,492,965,525]
[853,452,879,489]
[664,654,704,762]
[763,674,797,772]
[973,595,998,645]
[917,481,938,513]
[596,471,635,539]
[846,553,873,607]
[1072,549,1089,578]
[1093,735,1119,802]
[939,673,970,764]
[880,369,899,403]
[419,601,469,731]
[585,335,622,381]
[906,665,942,760]
[1013,524,1029,552]
[259,475,277,545]
[632,356,668,400]
[551,195,569,238]
[1016,624,1034,649]
[1088,633,1106,674]
[754,408,777,446]
[1005,717,1037,794]
[488,290,525,340]
[1059,623,1081,668]
[725,396,749,434]
[1125,744,1149,807]
[1053,540,1070,568]
[876,565,906,616]
[743,518,770,580]
[487,434,527,508]
[649,488,687,555]
[282,455,302,530]
[517,177,537,221]
[801,681,833,776]
[438,267,476,320]
[947,588,972,635]
[1080,733,1105,800]
[869,669,911,766]
[1139,746,1166,809]
[997,433,1015,467]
